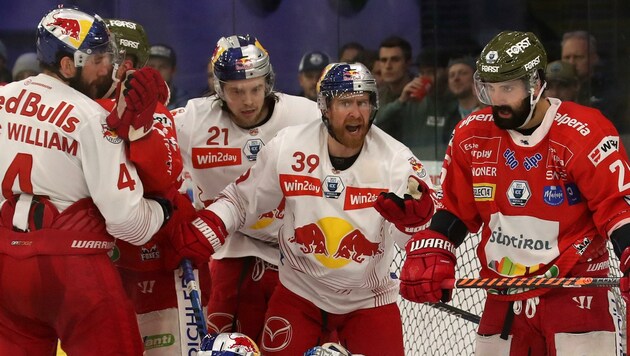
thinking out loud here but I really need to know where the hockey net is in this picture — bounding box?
[392,231,627,355]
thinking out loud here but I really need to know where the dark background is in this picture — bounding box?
[1,0,629,99]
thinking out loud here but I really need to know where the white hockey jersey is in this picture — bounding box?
[174,93,320,264]
[0,74,164,245]
[209,120,434,313]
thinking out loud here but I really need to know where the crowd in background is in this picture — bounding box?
[0,29,626,163]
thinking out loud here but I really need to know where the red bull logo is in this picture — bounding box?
[101,124,122,144]
[343,69,359,80]
[290,223,328,255]
[333,229,382,262]
[290,217,383,268]
[235,57,254,70]
[48,14,81,40]
[228,334,259,352]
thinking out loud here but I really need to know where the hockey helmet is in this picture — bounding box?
[317,62,379,121]
[104,18,150,68]
[211,34,274,99]
[474,31,547,105]
[37,7,120,69]
[198,332,261,356]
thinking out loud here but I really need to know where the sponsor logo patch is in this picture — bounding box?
[588,136,619,167]
[473,183,495,201]
[344,187,385,210]
[192,147,241,168]
[279,174,322,197]
[507,180,531,207]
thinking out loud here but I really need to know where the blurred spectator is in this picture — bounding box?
[297,50,330,101]
[375,56,477,161]
[561,30,626,131]
[11,52,40,81]
[0,40,11,84]
[147,44,191,109]
[338,41,364,62]
[371,58,383,88]
[415,47,450,81]
[377,35,414,106]
[544,60,579,102]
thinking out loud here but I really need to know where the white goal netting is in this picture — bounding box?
[392,231,627,356]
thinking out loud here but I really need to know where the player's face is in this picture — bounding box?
[70,53,115,99]
[448,63,474,98]
[326,92,372,150]
[222,77,268,128]
[479,79,531,130]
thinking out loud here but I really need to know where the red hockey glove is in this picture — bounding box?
[150,69,170,107]
[106,67,159,141]
[399,229,456,303]
[168,208,227,267]
[374,176,434,234]
[620,247,630,303]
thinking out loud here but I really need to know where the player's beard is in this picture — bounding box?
[69,68,115,99]
[329,119,368,150]
[491,97,532,130]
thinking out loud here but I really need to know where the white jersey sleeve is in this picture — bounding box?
[0,74,164,245]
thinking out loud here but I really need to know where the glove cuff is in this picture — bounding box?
[193,210,227,252]
[407,230,456,262]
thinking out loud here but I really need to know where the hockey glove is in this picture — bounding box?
[399,229,456,303]
[106,67,159,141]
[151,70,171,107]
[620,247,630,303]
[168,208,227,267]
[374,176,434,234]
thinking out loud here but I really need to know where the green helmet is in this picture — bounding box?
[105,19,150,68]
[476,31,547,83]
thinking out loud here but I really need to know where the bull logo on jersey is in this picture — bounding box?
[243,138,264,161]
[101,124,123,144]
[323,175,345,199]
[289,217,383,268]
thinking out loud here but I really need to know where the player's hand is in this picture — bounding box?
[399,229,456,303]
[156,192,195,269]
[620,247,630,303]
[106,67,160,141]
[374,176,434,234]
[168,208,227,267]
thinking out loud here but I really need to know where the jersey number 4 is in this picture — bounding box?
[2,153,137,198]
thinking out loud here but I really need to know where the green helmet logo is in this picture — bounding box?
[105,19,150,68]
[476,31,547,83]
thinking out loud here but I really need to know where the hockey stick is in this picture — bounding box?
[391,273,480,324]
[181,259,208,338]
[440,277,620,289]
[426,301,480,324]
